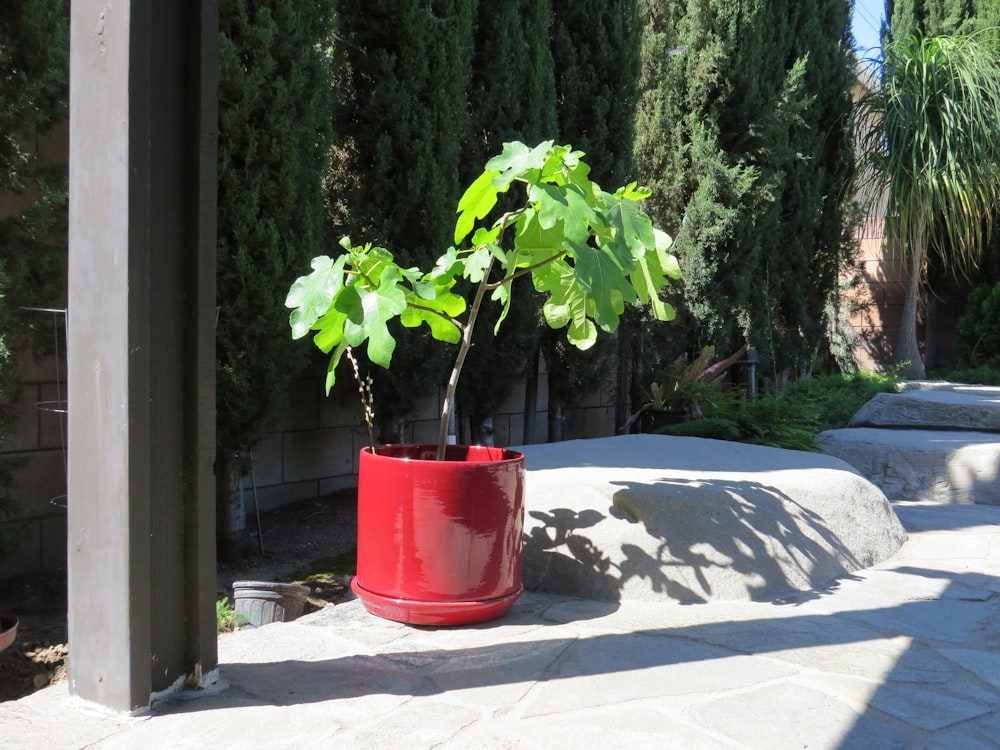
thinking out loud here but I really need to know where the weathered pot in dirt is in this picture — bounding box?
[233,581,310,627]
[351,444,525,626]
[0,614,18,652]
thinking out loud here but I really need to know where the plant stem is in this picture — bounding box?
[436,255,495,459]
[484,250,566,291]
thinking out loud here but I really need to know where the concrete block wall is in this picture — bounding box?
[246,354,618,514]
[1,340,69,577]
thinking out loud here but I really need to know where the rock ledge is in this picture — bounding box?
[514,434,905,604]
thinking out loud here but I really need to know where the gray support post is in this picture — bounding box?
[67,0,218,712]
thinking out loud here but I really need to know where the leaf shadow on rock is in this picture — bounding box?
[523,507,626,602]
[522,477,868,605]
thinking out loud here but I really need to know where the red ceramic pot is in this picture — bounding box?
[351,444,525,626]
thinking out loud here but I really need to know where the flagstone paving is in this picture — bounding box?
[2,500,998,749]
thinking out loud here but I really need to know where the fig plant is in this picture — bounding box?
[286,141,681,458]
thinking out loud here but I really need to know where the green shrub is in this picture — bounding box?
[928,366,1000,386]
[957,282,1000,369]
[657,371,901,451]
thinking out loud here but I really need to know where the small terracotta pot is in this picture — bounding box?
[351,444,525,626]
[0,614,18,653]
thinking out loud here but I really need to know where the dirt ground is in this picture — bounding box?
[0,488,358,704]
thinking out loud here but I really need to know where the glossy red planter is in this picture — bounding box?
[351,444,525,626]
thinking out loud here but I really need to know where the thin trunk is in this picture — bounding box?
[548,398,567,442]
[437,257,494,458]
[471,416,495,446]
[216,452,250,562]
[614,314,634,435]
[522,350,539,445]
[896,243,927,379]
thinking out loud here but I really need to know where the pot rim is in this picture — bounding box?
[232,581,311,593]
[361,443,524,465]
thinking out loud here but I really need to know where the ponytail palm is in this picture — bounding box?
[855,32,1000,378]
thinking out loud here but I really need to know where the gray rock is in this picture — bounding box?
[849,383,1000,431]
[817,427,1000,505]
[513,434,906,604]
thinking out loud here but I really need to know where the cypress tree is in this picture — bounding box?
[0,0,68,556]
[550,0,642,185]
[662,1,764,359]
[465,1,557,176]
[888,0,1000,37]
[633,0,687,228]
[887,0,923,38]
[548,0,644,436]
[766,1,857,370]
[456,1,558,444]
[640,0,855,375]
[216,1,335,553]
[629,0,704,420]
[328,1,476,440]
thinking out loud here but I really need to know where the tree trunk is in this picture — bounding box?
[548,398,567,443]
[216,452,250,562]
[471,415,495,446]
[522,350,539,445]
[896,246,927,379]
[615,311,638,434]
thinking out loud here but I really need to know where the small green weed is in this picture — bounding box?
[216,596,249,634]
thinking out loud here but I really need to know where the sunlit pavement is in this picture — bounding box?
[2,500,999,750]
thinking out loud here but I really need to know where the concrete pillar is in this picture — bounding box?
[67,0,218,711]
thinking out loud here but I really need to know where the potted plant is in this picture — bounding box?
[285,141,680,625]
[626,344,747,433]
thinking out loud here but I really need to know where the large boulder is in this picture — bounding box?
[849,382,1000,432]
[817,427,1000,505]
[817,381,1000,505]
[513,435,905,604]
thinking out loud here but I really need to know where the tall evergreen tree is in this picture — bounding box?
[551,0,642,186]
[217,0,335,554]
[889,0,1000,38]
[328,1,476,440]
[457,1,558,444]
[638,0,856,375]
[769,2,858,370]
[0,0,67,557]
[465,1,557,176]
[549,0,644,437]
[633,0,687,228]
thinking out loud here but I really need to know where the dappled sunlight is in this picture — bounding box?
[522,473,898,605]
[947,443,1000,506]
